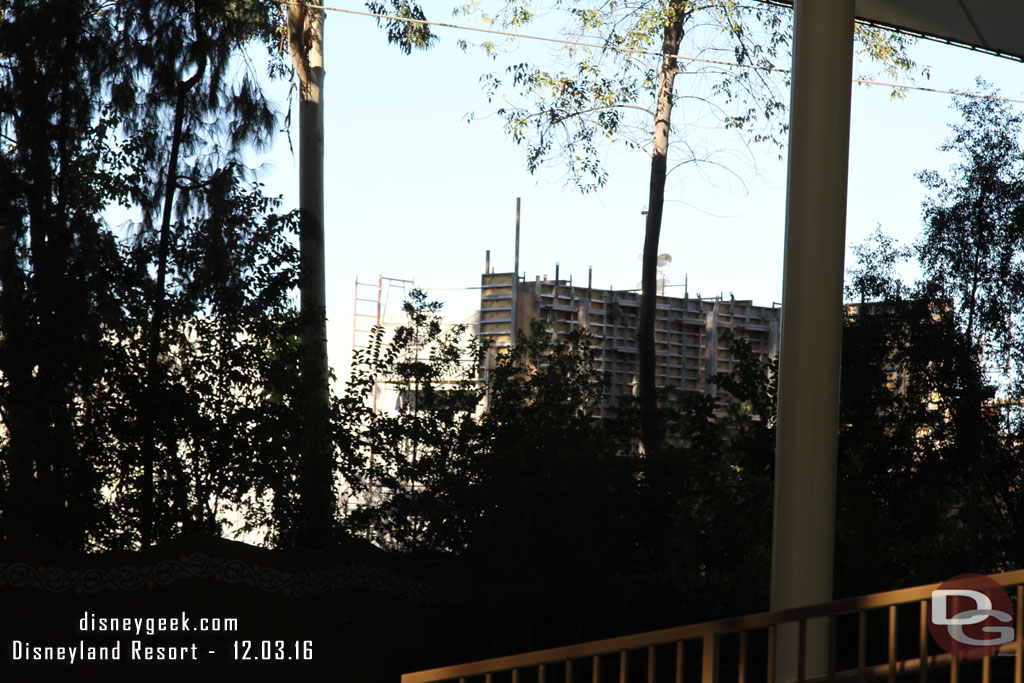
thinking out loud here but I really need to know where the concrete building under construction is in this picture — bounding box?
[478,269,781,415]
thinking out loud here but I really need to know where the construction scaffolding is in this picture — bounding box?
[351,274,414,411]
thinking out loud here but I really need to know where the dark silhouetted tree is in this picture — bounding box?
[0,0,302,550]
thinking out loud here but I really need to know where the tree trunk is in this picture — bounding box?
[637,15,684,457]
[289,1,335,548]
[0,17,94,548]
[139,64,204,548]
[0,211,37,539]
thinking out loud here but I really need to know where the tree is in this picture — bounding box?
[128,176,302,547]
[917,79,1024,380]
[0,0,448,551]
[914,81,1024,568]
[839,87,1024,580]
[467,1,920,455]
[469,322,637,646]
[285,0,333,549]
[342,296,783,647]
[834,294,974,594]
[285,0,437,548]
[340,289,486,553]
[106,0,284,548]
[0,0,306,550]
[109,0,295,548]
[0,1,142,548]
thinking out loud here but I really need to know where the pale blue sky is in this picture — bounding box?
[246,5,1024,375]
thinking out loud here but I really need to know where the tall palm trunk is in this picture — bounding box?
[289,1,334,547]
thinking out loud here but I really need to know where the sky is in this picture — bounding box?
[245,4,1024,381]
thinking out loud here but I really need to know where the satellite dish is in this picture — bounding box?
[657,253,672,268]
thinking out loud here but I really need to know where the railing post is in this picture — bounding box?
[827,615,836,680]
[888,605,897,683]
[857,610,866,683]
[702,634,719,683]
[918,600,929,683]
[798,619,806,683]
[739,630,748,683]
[1016,585,1023,683]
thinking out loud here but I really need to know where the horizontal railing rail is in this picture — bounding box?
[403,568,1024,683]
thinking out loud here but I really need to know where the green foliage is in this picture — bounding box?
[916,79,1024,363]
[465,323,639,643]
[344,301,781,643]
[341,290,486,553]
[106,0,280,229]
[911,84,1024,574]
[846,225,913,302]
[468,1,793,191]
[839,86,1024,587]
[122,175,302,547]
[853,22,929,99]
[0,115,141,549]
[0,0,305,550]
[464,1,921,192]
[626,338,776,620]
[835,298,972,595]
[0,1,140,547]
[366,1,437,54]
[909,83,1024,574]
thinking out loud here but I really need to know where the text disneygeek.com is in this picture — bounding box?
[9,611,314,664]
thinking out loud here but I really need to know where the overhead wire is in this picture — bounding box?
[284,1,780,71]
[282,1,1024,106]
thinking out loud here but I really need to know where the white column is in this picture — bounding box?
[771,0,855,680]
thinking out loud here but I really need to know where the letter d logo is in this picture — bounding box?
[931,589,993,625]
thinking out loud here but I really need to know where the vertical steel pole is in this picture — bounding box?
[512,197,521,348]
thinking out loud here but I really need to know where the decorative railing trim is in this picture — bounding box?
[0,552,469,605]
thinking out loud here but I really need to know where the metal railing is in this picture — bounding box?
[402,569,1024,683]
